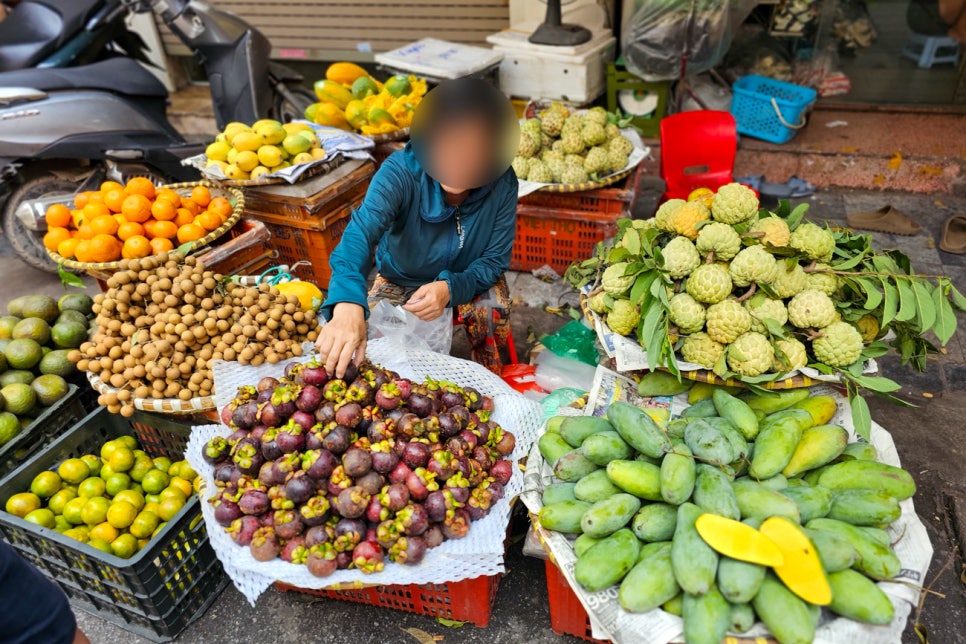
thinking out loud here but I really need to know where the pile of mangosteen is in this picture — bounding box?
[204,359,515,577]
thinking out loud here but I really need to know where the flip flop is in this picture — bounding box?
[759,175,816,199]
[846,206,922,236]
[939,215,966,254]
[735,175,762,191]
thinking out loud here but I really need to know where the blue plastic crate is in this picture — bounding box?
[731,75,817,144]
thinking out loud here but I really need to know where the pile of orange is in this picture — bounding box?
[43,179,234,263]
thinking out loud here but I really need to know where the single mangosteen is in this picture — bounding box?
[301,362,330,387]
[273,509,304,540]
[322,379,347,403]
[395,503,429,536]
[238,489,270,516]
[228,515,260,546]
[232,401,259,430]
[304,524,333,548]
[306,543,338,577]
[257,376,279,393]
[352,540,385,573]
[321,425,351,455]
[213,498,242,527]
[489,460,512,486]
[370,444,399,475]
[388,461,412,485]
[284,473,315,506]
[203,436,230,464]
[355,471,384,497]
[280,536,308,564]
[441,508,471,540]
[276,421,306,454]
[302,449,337,480]
[299,495,331,527]
[296,385,322,413]
[249,527,280,561]
[423,524,444,548]
[390,535,427,565]
[334,402,362,428]
[407,393,433,418]
[334,486,371,519]
[315,401,337,425]
[440,390,464,409]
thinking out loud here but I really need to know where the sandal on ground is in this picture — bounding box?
[735,175,763,191]
[846,205,922,235]
[939,215,966,254]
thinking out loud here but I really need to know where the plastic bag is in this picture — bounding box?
[623,0,758,81]
[541,387,587,419]
[367,299,453,355]
[535,351,597,393]
[541,320,598,366]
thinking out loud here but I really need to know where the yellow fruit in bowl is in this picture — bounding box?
[257,145,283,168]
[252,119,281,131]
[223,122,251,144]
[205,140,231,162]
[231,131,261,153]
[311,147,327,160]
[282,134,312,156]
[234,150,259,173]
[224,165,249,181]
[250,166,272,180]
[292,152,314,165]
[206,159,228,173]
[255,123,286,146]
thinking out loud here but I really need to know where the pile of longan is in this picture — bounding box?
[69,252,319,416]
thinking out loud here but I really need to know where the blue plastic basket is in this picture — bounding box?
[731,75,817,144]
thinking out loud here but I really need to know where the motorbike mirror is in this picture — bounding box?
[0,87,47,105]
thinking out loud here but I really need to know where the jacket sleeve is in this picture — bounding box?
[437,174,518,306]
[320,158,410,320]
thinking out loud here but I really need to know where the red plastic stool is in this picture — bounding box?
[660,110,737,201]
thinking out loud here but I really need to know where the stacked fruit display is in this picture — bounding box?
[69,253,319,417]
[512,103,636,184]
[304,62,428,137]
[204,360,515,576]
[567,183,964,437]
[203,119,326,182]
[0,294,91,446]
[4,433,200,559]
[538,387,911,643]
[44,179,234,263]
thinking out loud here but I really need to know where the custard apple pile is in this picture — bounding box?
[583,182,879,378]
[513,103,635,183]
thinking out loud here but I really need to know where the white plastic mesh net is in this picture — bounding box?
[187,338,543,604]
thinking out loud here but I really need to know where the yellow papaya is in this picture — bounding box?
[344,99,369,129]
[275,281,323,311]
[694,513,784,567]
[760,516,832,606]
[313,80,353,109]
[311,102,351,130]
[324,62,370,86]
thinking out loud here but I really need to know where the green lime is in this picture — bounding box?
[140,469,169,495]
[50,321,87,349]
[63,527,89,543]
[53,516,71,533]
[128,455,154,482]
[80,497,110,526]
[39,349,77,377]
[107,446,135,473]
[105,473,131,497]
[0,315,19,339]
[88,538,113,554]
[112,489,144,511]
[0,370,34,387]
[110,533,139,559]
[58,293,93,317]
[29,471,62,498]
[129,510,160,539]
[24,508,56,529]
[152,456,173,473]
[30,374,68,407]
[12,317,51,345]
[5,492,41,518]
[55,310,89,328]
[115,436,138,450]
[158,496,184,522]
[4,338,42,370]
[47,488,77,515]
[0,412,21,445]
[106,500,137,530]
[77,477,106,499]
[89,522,118,543]
[80,454,101,477]
[58,458,91,484]
[1,383,36,416]
[61,497,88,525]
[19,295,59,324]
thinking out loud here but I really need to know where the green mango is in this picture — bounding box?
[680,398,718,419]
[607,401,670,458]
[574,528,640,592]
[538,432,574,467]
[560,416,614,448]
[542,482,577,506]
[631,503,678,542]
[606,460,662,501]
[553,451,600,482]
[749,409,812,479]
[671,503,718,595]
[827,569,896,625]
[712,388,759,440]
[660,444,696,505]
[740,387,809,414]
[827,489,901,526]
[637,370,693,397]
[580,493,641,538]
[581,431,633,466]
[729,602,756,634]
[619,544,679,613]
[692,464,740,520]
[803,528,856,573]
[574,469,622,503]
[682,585,731,644]
[538,500,591,533]
[684,419,734,466]
[780,485,832,523]
[752,573,816,644]
[573,533,601,557]
[817,460,916,501]
[717,555,765,604]
[805,518,901,580]
[732,478,801,523]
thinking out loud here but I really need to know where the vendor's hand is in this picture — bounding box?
[315,302,367,378]
[403,281,450,321]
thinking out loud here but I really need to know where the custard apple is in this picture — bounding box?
[805,264,841,295]
[564,154,585,167]
[587,292,608,314]
[584,106,608,126]
[711,183,759,224]
[744,293,788,333]
[552,139,567,154]
[705,299,753,344]
[727,332,775,377]
[750,215,791,247]
[519,132,541,158]
[773,338,808,373]
[661,236,701,279]
[546,159,566,183]
[812,321,864,367]
[541,110,566,137]
[582,122,608,147]
[521,118,542,139]
[511,156,530,179]
[729,245,778,287]
[607,149,629,173]
[695,222,742,261]
[655,199,686,230]
[856,314,881,342]
[560,165,589,185]
[608,134,634,157]
[606,299,640,336]
[668,293,706,334]
[602,262,635,296]
[562,130,586,155]
[562,114,583,135]
[770,261,808,298]
[656,201,710,240]
[632,218,657,231]
[605,123,620,139]
[527,160,553,183]
[681,332,726,369]
[541,149,565,164]
[542,133,553,149]
[686,263,733,304]
[584,146,610,175]
[789,222,835,261]
[787,289,838,329]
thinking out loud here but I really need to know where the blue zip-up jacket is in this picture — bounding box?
[321,143,518,320]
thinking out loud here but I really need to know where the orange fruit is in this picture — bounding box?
[83,202,111,219]
[174,208,194,227]
[125,177,156,200]
[149,238,174,254]
[144,219,177,240]
[121,194,152,223]
[86,192,106,206]
[73,191,92,209]
[100,180,124,193]
[43,227,72,252]
[208,197,233,219]
[122,235,152,259]
[177,223,206,244]
[150,199,176,221]
[196,211,223,232]
[73,240,92,262]
[179,197,201,216]
[45,203,72,228]
[117,221,145,241]
[89,234,122,262]
[76,223,95,240]
[190,185,211,207]
[57,237,80,259]
[103,189,128,213]
[155,188,180,204]
[90,215,119,236]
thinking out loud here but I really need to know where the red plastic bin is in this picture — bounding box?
[274,573,501,627]
[517,184,632,216]
[545,560,610,643]
[512,205,622,275]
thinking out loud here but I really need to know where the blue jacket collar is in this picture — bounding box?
[403,142,496,224]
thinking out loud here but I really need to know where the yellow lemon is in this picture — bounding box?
[205,140,231,162]
[256,145,283,168]
[231,131,261,153]
[234,150,259,173]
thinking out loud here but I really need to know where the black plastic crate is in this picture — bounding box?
[0,407,228,642]
[67,371,100,414]
[0,385,85,479]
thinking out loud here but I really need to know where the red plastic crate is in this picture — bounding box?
[545,560,610,643]
[512,205,622,274]
[518,183,632,216]
[274,573,501,627]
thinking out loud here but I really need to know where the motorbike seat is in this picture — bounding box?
[0,0,104,71]
[0,58,168,98]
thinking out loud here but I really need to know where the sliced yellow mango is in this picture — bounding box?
[760,516,832,606]
[694,513,784,567]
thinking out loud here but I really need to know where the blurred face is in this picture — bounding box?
[426,118,494,193]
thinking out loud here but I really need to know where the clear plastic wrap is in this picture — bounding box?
[622,0,759,81]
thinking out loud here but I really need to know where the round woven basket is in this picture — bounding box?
[365,127,410,143]
[47,181,244,271]
[202,155,345,187]
[87,371,216,415]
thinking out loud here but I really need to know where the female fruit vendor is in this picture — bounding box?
[316,78,519,376]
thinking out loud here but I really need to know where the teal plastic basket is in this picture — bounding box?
[731,75,817,144]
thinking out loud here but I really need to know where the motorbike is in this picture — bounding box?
[0,0,316,272]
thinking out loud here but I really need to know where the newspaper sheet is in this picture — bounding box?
[521,365,933,644]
